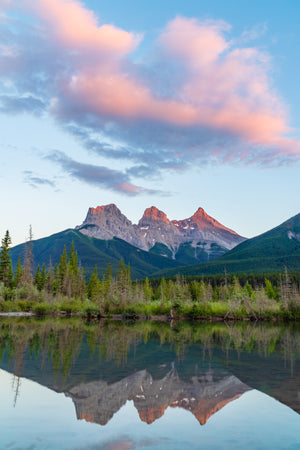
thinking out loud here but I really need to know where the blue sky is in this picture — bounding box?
[0,0,299,245]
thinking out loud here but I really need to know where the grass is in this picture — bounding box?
[0,294,299,321]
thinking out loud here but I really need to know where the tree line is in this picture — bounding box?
[0,229,300,319]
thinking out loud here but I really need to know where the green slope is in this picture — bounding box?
[10,229,181,279]
[152,213,300,277]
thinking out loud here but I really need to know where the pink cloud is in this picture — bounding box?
[158,16,230,67]
[28,0,141,57]
[3,1,300,167]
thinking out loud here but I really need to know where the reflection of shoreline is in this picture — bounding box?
[66,366,251,426]
[1,318,300,419]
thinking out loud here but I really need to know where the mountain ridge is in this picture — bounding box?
[77,203,245,263]
[10,229,182,279]
[152,212,300,277]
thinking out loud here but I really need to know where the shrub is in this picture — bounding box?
[123,306,139,320]
[0,300,17,312]
[15,299,34,312]
[83,302,99,317]
[32,302,52,316]
[59,299,83,314]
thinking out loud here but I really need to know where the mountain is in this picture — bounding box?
[77,204,245,264]
[1,319,299,424]
[9,204,245,277]
[10,229,181,279]
[66,369,250,427]
[152,212,300,277]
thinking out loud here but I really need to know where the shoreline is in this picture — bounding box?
[0,311,299,322]
[0,312,35,317]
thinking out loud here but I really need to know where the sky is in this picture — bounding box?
[0,0,299,245]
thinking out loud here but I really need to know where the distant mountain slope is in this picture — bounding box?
[152,213,300,277]
[77,203,245,264]
[10,229,182,279]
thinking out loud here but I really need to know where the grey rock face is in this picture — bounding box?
[77,203,144,249]
[76,204,246,259]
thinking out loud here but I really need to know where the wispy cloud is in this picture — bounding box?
[0,95,46,115]
[240,22,268,42]
[1,0,299,194]
[23,170,57,189]
[46,151,165,196]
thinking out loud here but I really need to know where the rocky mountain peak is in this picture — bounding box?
[77,203,136,242]
[193,207,206,218]
[189,207,218,230]
[87,203,120,216]
[189,207,237,234]
[77,203,246,256]
[139,206,170,225]
[84,204,129,225]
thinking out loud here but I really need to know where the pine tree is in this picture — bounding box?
[116,259,131,305]
[58,246,68,292]
[88,265,102,302]
[77,266,86,299]
[68,242,78,277]
[45,268,52,294]
[265,279,276,299]
[67,242,80,297]
[160,277,169,302]
[0,230,13,287]
[34,265,41,290]
[52,264,59,296]
[40,264,47,290]
[102,263,114,298]
[143,277,153,302]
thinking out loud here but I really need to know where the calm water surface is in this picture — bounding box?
[0,318,299,449]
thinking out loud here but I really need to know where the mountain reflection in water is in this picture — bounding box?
[0,318,299,434]
[67,367,250,426]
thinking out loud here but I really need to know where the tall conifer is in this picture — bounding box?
[0,230,13,287]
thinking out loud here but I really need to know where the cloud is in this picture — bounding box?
[158,17,230,67]
[23,170,57,189]
[47,151,164,196]
[28,0,141,58]
[1,0,299,193]
[0,94,46,115]
[240,23,268,42]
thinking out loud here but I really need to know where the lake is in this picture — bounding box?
[0,318,299,449]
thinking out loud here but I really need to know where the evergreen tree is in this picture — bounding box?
[40,264,47,291]
[68,242,78,277]
[34,265,41,290]
[45,268,52,294]
[143,277,153,302]
[66,242,80,297]
[102,263,114,298]
[116,259,131,305]
[0,230,13,287]
[51,263,59,296]
[160,277,169,302]
[88,265,102,302]
[77,266,86,299]
[58,246,68,291]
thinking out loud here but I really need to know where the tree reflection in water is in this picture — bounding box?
[0,318,299,425]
